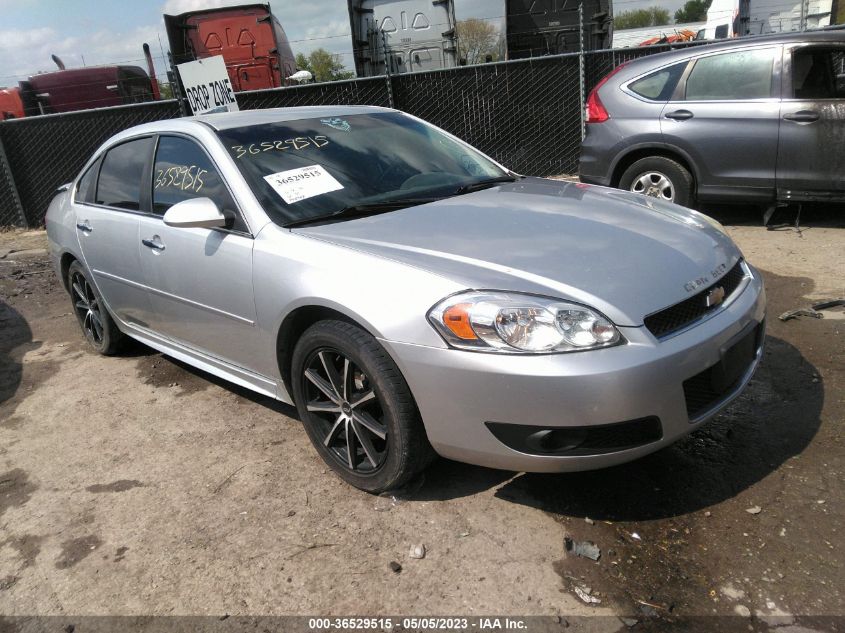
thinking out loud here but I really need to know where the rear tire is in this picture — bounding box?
[67,261,124,355]
[291,319,433,493]
[619,156,693,207]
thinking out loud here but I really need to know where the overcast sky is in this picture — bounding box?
[0,0,685,84]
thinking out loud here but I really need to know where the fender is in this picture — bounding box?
[609,141,702,187]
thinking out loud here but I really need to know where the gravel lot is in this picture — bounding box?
[1,204,843,630]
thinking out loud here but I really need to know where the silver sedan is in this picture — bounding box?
[46,106,766,492]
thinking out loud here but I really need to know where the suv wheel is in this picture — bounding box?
[619,156,693,207]
[291,319,434,493]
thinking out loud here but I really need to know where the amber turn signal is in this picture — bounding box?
[442,303,478,340]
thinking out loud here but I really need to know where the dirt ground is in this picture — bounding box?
[0,204,843,631]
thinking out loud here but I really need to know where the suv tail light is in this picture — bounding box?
[585,63,627,124]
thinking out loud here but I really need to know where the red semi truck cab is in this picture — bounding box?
[19,66,156,115]
[0,87,24,120]
[164,3,297,91]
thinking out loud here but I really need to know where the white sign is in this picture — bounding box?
[263,165,344,204]
[176,55,239,115]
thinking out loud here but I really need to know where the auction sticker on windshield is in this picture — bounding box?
[263,165,344,204]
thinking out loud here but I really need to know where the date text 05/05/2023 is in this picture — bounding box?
[307,617,529,630]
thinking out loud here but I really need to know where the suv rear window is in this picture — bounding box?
[629,62,687,101]
[685,48,776,100]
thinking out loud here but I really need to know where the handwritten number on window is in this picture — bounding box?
[154,165,208,193]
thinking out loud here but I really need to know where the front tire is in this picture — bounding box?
[67,261,124,355]
[619,156,693,207]
[291,319,433,493]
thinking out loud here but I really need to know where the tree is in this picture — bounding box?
[295,52,310,73]
[294,48,354,82]
[456,18,500,65]
[158,80,174,100]
[614,7,671,29]
[674,0,712,23]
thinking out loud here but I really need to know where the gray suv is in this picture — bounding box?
[579,30,845,209]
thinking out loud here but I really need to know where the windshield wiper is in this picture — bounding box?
[452,175,521,196]
[284,197,441,229]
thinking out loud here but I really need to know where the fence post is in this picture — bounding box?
[578,3,586,142]
[168,52,190,117]
[0,132,28,228]
[381,30,395,109]
[385,74,395,109]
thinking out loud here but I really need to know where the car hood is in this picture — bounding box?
[296,178,742,326]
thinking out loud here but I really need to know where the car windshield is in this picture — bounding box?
[216,111,509,227]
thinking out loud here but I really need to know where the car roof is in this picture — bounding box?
[618,27,845,75]
[120,104,396,138]
[190,104,396,130]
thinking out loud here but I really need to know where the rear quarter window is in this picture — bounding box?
[75,159,100,204]
[628,62,687,101]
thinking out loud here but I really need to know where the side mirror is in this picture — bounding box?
[162,197,227,229]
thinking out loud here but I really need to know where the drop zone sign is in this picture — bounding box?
[176,55,239,115]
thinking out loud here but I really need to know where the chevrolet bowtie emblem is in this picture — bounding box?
[705,286,726,307]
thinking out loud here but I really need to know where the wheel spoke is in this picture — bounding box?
[91,314,103,341]
[303,346,387,474]
[345,418,357,469]
[352,409,387,440]
[83,311,92,333]
[323,415,345,447]
[318,351,344,398]
[305,368,341,404]
[307,400,342,413]
[75,300,88,311]
[351,419,379,468]
[72,281,87,303]
[351,389,376,408]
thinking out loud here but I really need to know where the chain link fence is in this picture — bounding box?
[0,43,699,228]
[394,54,584,176]
[238,76,391,110]
[0,135,26,227]
[0,101,181,228]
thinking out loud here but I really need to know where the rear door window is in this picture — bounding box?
[628,62,687,101]
[684,48,777,100]
[95,137,154,210]
[791,46,845,99]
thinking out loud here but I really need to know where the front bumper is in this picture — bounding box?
[381,267,766,473]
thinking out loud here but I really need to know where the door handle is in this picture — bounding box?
[783,110,820,123]
[76,221,92,233]
[142,237,166,252]
[664,109,694,121]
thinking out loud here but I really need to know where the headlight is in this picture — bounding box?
[428,292,622,354]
